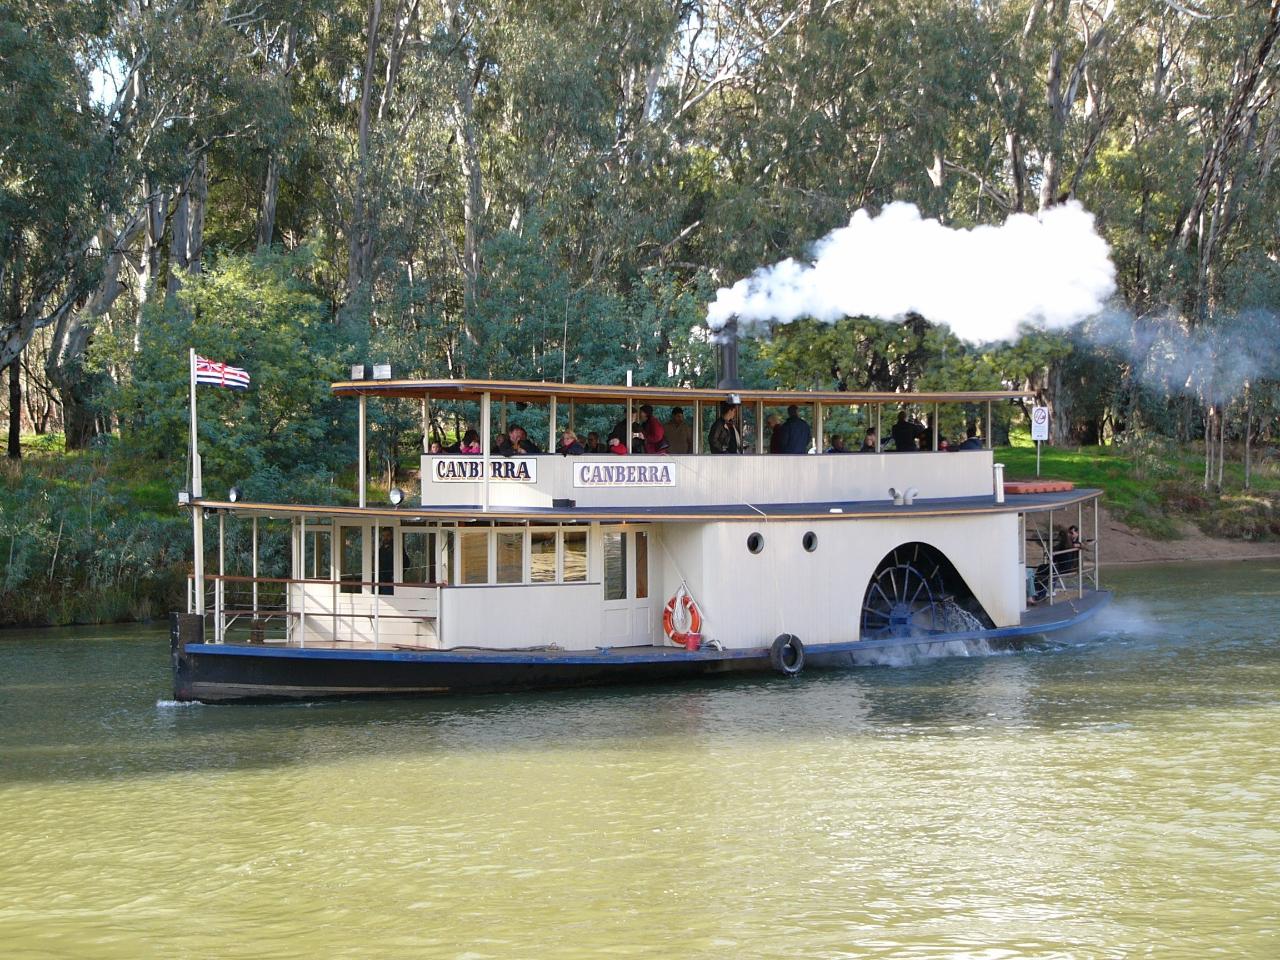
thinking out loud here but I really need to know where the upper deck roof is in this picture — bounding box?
[330,377,1032,405]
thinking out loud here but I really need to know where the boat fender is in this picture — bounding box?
[663,587,703,650]
[770,634,805,676]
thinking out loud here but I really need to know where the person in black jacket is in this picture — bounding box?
[708,402,741,454]
[776,405,812,454]
[891,410,927,451]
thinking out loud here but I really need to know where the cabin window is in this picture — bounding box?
[747,532,764,554]
[496,531,524,584]
[530,531,557,583]
[339,526,364,593]
[634,531,649,599]
[304,530,331,580]
[603,532,627,600]
[802,532,818,553]
[401,531,435,585]
[459,530,489,584]
[562,530,587,582]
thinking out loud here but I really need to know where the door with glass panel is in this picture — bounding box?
[600,527,653,646]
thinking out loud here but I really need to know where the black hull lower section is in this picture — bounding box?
[171,591,1111,703]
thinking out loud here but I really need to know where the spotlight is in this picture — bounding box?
[389,487,405,507]
[228,485,241,503]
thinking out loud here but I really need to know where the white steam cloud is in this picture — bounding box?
[707,201,1116,343]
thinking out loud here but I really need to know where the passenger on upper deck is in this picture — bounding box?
[665,407,692,453]
[891,410,927,451]
[458,429,481,454]
[774,405,812,454]
[958,424,984,450]
[638,404,668,453]
[766,413,783,453]
[584,431,603,453]
[558,429,584,455]
[708,402,741,454]
[859,428,878,452]
[826,434,851,453]
[498,424,541,456]
[607,433,628,455]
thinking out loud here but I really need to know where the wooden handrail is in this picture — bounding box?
[202,573,448,588]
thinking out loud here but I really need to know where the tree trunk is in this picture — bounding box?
[347,0,383,303]
[257,24,297,252]
[6,356,19,460]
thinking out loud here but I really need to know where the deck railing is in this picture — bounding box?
[189,574,446,649]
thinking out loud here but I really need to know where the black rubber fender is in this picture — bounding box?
[769,634,805,675]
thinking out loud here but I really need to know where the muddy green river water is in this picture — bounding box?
[1,561,1278,959]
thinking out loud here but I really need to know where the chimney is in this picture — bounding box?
[716,316,742,389]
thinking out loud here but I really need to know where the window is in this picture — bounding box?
[304,529,331,580]
[747,532,764,554]
[563,530,587,582]
[496,531,524,584]
[603,532,627,600]
[635,531,648,599]
[802,531,818,553]
[530,531,557,583]
[339,526,363,593]
[460,530,489,584]
[402,531,436,585]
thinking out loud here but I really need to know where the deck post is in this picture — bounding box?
[755,400,765,454]
[217,511,225,642]
[373,520,380,649]
[985,401,993,450]
[1078,500,1085,597]
[251,516,259,619]
[569,400,575,431]
[549,395,557,450]
[932,403,939,451]
[193,507,205,617]
[693,402,701,453]
[299,514,307,648]
[1094,496,1101,589]
[815,403,824,452]
[358,394,367,508]
[481,392,492,512]
[875,404,882,452]
[625,371,633,453]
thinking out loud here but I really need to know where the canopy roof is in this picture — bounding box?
[330,377,1032,405]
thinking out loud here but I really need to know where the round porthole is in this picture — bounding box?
[747,532,765,554]
[802,531,818,552]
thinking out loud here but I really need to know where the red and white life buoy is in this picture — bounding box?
[663,587,703,650]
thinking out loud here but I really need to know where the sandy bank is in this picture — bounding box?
[1100,509,1280,565]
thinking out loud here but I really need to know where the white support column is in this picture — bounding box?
[932,403,939,451]
[299,515,306,648]
[421,395,430,452]
[217,512,225,642]
[693,402,701,453]
[251,516,259,619]
[549,395,558,450]
[815,403,825,453]
[193,507,205,616]
[358,394,367,508]
[1048,508,1056,602]
[755,400,765,454]
[373,520,380,648]
[875,404,882,452]
[1078,500,1084,597]
[481,392,492,513]
[985,401,993,450]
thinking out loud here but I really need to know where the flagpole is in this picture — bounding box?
[189,348,205,617]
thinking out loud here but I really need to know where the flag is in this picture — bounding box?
[195,355,251,390]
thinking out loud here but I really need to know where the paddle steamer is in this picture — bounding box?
[171,360,1108,702]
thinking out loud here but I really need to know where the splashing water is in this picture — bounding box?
[707,201,1116,343]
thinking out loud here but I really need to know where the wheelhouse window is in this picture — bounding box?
[562,530,587,582]
[460,530,489,584]
[339,526,363,594]
[401,530,436,585]
[603,532,627,601]
[304,529,331,580]
[496,530,524,584]
[530,531,557,583]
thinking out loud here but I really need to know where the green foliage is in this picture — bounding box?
[100,250,355,500]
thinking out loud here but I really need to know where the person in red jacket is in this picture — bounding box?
[637,404,667,453]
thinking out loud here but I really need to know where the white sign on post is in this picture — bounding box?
[1030,406,1050,442]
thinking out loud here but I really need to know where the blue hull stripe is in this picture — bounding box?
[186,592,1111,667]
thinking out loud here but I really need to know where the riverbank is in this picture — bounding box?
[1101,509,1280,565]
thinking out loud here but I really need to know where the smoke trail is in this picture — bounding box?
[707,201,1116,343]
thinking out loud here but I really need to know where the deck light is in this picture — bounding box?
[372,363,392,380]
[389,487,405,507]
[228,486,241,503]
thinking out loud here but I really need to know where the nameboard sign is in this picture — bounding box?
[573,461,677,488]
[431,457,538,483]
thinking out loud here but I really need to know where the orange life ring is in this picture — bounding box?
[663,591,703,649]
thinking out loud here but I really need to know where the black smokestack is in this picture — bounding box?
[716,316,741,389]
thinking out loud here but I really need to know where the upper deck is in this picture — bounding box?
[329,376,1033,511]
